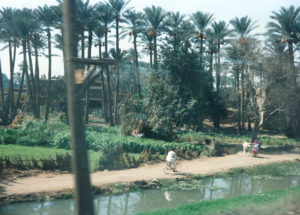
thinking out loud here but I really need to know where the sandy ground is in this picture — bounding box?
[1,153,299,197]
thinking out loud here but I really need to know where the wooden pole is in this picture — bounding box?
[62,0,94,214]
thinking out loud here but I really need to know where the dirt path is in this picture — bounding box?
[1,153,299,197]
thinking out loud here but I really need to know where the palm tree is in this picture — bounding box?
[93,24,109,123]
[124,10,145,98]
[140,31,154,67]
[191,11,214,70]
[164,11,186,51]
[31,29,45,119]
[268,6,300,138]
[0,7,19,121]
[97,2,114,126]
[144,6,168,70]
[230,16,257,38]
[230,16,257,132]
[268,6,300,86]
[107,0,130,125]
[14,8,37,117]
[37,5,59,121]
[211,21,230,92]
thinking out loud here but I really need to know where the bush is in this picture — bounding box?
[53,131,71,149]
[98,143,125,170]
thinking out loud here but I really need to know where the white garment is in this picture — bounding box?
[166,151,176,163]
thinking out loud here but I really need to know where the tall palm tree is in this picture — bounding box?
[144,6,168,70]
[124,10,145,98]
[191,11,214,70]
[14,8,37,117]
[0,7,19,121]
[93,24,109,123]
[164,11,186,51]
[268,6,300,138]
[268,6,300,86]
[37,5,59,122]
[140,31,154,67]
[97,2,114,126]
[211,21,230,92]
[230,16,257,132]
[31,29,45,119]
[230,16,257,38]
[76,0,95,59]
[107,0,130,125]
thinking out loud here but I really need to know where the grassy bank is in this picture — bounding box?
[138,186,300,215]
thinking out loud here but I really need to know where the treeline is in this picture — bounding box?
[0,1,299,139]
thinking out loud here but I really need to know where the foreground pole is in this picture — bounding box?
[62,0,94,214]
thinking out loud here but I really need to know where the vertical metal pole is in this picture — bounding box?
[62,0,94,214]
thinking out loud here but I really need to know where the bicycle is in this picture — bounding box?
[163,158,181,174]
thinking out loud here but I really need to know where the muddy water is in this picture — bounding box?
[1,175,300,215]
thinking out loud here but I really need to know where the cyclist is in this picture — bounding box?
[166,151,177,172]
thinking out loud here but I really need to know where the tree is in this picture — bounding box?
[164,11,186,51]
[124,10,145,98]
[14,9,38,118]
[211,21,230,92]
[230,16,257,132]
[144,6,168,70]
[0,7,19,122]
[191,11,214,71]
[267,6,300,137]
[107,0,130,125]
[37,5,59,122]
[97,2,114,126]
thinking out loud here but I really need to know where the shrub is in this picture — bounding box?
[53,131,71,149]
[98,143,125,170]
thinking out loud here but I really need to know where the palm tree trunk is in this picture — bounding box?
[98,44,108,123]
[200,36,204,71]
[209,51,213,82]
[27,41,37,118]
[216,44,221,92]
[114,18,120,125]
[235,67,241,134]
[34,43,40,118]
[84,29,93,124]
[105,26,113,126]
[241,69,245,131]
[81,30,85,59]
[22,40,35,115]
[133,33,141,98]
[153,35,158,70]
[0,60,8,124]
[14,67,25,117]
[150,46,153,68]
[45,29,52,122]
[8,41,16,122]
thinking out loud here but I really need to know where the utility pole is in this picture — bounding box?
[62,0,94,214]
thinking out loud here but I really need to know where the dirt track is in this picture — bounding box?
[1,153,299,197]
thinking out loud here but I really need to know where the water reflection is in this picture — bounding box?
[1,176,300,215]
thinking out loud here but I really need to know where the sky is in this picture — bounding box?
[0,0,299,77]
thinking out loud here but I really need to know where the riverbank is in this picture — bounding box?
[138,185,300,215]
[1,153,299,205]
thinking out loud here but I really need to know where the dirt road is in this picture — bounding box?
[1,153,299,197]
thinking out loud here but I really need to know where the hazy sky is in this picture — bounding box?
[0,0,299,77]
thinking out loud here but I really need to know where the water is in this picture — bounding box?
[1,175,300,215]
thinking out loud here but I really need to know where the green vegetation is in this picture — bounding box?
[138,186,300,215]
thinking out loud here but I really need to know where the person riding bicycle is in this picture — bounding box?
[166,151,177,172]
